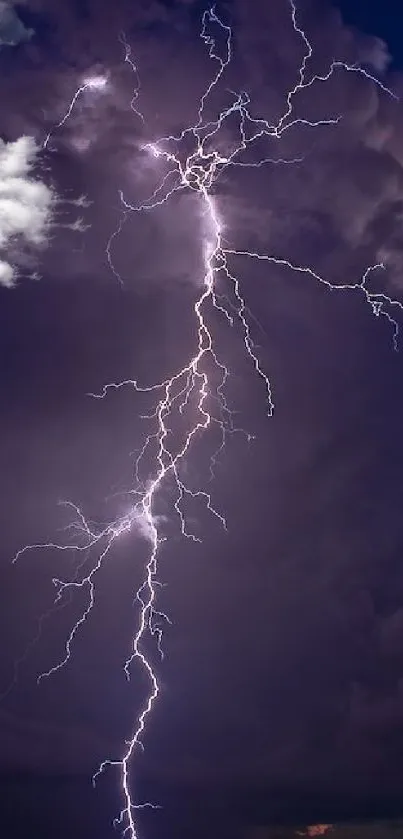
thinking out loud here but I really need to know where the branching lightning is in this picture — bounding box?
[7,2,401,838]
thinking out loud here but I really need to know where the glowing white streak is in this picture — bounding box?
[43,74,108,149]
[224,251,400,348]
[119,31,145,123]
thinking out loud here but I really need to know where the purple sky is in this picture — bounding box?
[1,1,403,837]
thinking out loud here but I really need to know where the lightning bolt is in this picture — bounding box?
[7,3,401,839]
[43,73,109,150]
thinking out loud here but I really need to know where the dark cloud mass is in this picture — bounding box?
[1,0,403,837]
[0,1,33,47]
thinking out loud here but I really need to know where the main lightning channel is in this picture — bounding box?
[8,3,401,839]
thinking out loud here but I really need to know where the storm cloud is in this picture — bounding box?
[1,1,403,837]
[0,0,33,47]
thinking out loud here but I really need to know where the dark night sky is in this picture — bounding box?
[1,1,403,837]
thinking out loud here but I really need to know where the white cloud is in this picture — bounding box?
[0,136,55,287]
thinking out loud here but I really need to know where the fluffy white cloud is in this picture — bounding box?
[0,136,55,287]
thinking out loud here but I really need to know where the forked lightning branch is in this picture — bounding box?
[7,3,401,839]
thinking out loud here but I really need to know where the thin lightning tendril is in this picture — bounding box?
[8,2,401,838]
[43,74,109,150]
